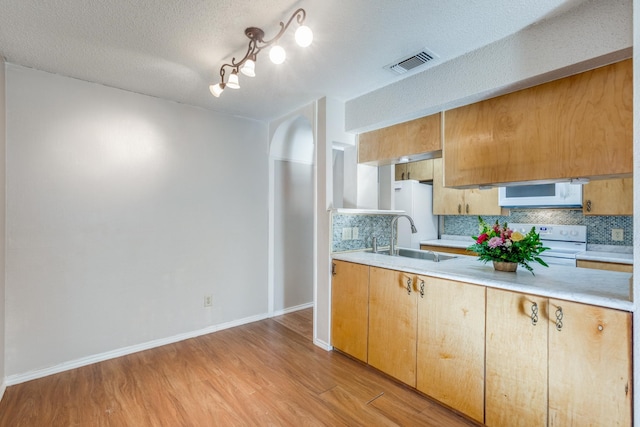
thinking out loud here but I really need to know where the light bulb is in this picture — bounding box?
[227,70,240,89]
[295,25,313,47]
[269,45,286,64]
[240,59,256,77]
[209,83,225,97]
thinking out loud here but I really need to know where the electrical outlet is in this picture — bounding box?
[612,229,624,241]
[352,227,359,240]
[204,295,213,307]
[341,227,352,240]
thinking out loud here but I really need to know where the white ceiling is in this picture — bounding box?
[0,0,590,122]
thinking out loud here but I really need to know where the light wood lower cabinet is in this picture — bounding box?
[368,267,418,386]
[417,276,485,423]
[486,289,549,426]
[330,260,369,362]
[548,299,632,426]
[577,259,633,273]
[332,261,632,426]
[368,268,485,419]
[420,244,476,256]
[486,288,632,427]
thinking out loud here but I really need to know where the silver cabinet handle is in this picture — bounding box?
[406,277,412,295]
[419,279,425,298]
[555,306,563,331]
[530,302,539,326]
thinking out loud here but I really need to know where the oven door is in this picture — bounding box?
[498,182,582,208]
[539,255,577,267]
[539,248,580,267]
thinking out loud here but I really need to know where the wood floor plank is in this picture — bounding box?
[0,308,479,426]
[319,385,400,426]
[370,393,479,427]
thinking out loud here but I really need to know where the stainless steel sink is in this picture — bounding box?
[377,248,457,262]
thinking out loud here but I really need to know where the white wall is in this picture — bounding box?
[356,164,379,209]
[314,97,331,349]
[0,57,6,399]
[270,114,314,313]
[4,65,269,378]
[274,160,313,311]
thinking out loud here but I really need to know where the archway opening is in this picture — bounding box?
[270,115,315,318]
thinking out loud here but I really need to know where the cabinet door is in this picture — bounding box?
[548,299,632,427]
[331,261,369,362]
[358,113,442,165]
[583,178,633,216]
[394,163,407,181]
[464,187,503,215]
[444,59,632,187]
[407,159,434,181]
[368,267,417,386]
[433,158,503,215]
[485,289,548,427]
[416,277,485,423]
[432,158,465,215]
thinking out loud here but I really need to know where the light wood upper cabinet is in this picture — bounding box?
[417,276,485,423]
[548,299,632,427]
[358,113,442,165]
[368,267,417,387]
[583,177,633,216]
[330,260,369,362]
[486,288,632,427]
[395,159,434,181]
[432,157,503,215]
[444,59,633,188]
[486,288,548,427]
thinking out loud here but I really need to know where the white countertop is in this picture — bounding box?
[421,236,634,265]
[421,236,475,249]
[333,250,633,312]
[576,251,634,264]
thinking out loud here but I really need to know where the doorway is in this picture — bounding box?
[269,115,314,317]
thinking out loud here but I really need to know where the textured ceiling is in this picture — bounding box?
[0,0,590,121]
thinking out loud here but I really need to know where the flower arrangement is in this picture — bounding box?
[467,217,549,274]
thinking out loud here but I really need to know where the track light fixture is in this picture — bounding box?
[209,8,312,98]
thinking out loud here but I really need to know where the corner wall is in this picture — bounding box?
[4,65,269,380]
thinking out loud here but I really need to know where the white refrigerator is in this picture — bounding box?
[393,180,438,248]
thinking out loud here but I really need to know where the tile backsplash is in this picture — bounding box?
[444,209,633,246]
[332,212,394,252]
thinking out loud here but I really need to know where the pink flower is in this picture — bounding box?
[487,237,503,248]
[476,233,488,244]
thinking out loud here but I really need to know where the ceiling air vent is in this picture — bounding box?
[386,49,439,75]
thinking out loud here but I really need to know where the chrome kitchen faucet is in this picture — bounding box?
[390,214,417,256]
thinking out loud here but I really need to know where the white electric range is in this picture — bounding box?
[509,223,587,267]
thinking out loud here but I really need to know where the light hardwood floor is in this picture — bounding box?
[0,308,479,426]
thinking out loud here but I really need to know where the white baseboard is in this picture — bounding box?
[5,312,270,386]
[0,378,6,403]
[313,338,332,351]
[270,301,313,317]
